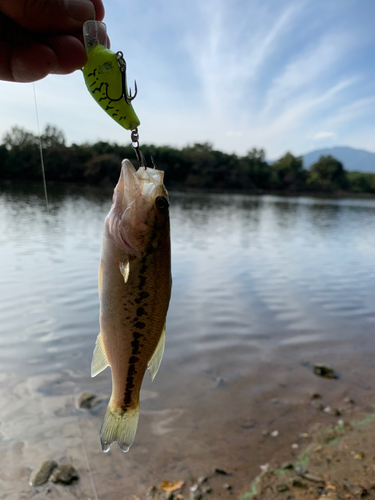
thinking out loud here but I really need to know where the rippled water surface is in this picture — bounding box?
[1,183,375,498]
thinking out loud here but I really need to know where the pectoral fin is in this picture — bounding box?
[148,324,166,381]
[91,333,109,377]
[119,261,130,283]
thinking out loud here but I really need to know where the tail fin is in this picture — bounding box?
[100,402,140,453]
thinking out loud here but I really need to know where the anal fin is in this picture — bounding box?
[91,333,109,377]
[148,323,166,381]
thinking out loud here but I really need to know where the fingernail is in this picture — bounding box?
[64,0,95,22]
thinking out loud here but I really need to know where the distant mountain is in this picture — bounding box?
[302,146,375,173]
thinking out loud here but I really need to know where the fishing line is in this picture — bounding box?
[32,83,49,212]
[73,398,100,500]
[33,83,98,499]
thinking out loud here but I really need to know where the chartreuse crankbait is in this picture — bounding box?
[82,21,140,131]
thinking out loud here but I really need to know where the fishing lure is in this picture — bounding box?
[82,21,140,131]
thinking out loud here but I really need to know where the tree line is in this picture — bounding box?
[1,124,375,194]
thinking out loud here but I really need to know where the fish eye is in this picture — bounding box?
[155,196,169,211]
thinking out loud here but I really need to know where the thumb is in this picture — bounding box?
[1,0,97,33]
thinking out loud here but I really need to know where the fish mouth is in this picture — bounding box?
[121,159,165,203]
[108,159,167,253]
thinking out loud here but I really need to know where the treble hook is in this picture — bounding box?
[105,51,137,105]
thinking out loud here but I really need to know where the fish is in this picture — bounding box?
[92,159,171,453]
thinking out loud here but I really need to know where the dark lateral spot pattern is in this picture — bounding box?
[137,307,146,317]
[135,291,149,304]
[138,275,147,290]
[123,258,151,409]
[131,338,140,355]
[140,264,147,275]
[123,332,145,408]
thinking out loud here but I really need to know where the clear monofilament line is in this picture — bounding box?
[32,83,49,212]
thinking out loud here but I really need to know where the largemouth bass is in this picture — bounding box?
[92,159,171,453]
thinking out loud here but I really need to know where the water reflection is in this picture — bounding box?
[1,186,375,380]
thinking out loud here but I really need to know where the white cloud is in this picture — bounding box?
[313,131,337,140]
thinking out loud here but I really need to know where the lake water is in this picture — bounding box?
[1,183,375,499]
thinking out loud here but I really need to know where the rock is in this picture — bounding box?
[343,397,355,404]
[213,468,229,475]
[276,484,289,493]
[291,479,308,489]
[310,392,322,399]
[323,406,341,416]
[294,465,308,475]
[303,473,325,484]
[312,364,338,379]
[281,462,294,470]
[76,392,102,409]
[29,460,58,486]
[197,476,208,485]
[270,430,279,437]
[50,464,79,485]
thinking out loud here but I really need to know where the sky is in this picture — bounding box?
[1,0,375,160]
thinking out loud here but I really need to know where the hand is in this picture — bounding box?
[0,0,105,82]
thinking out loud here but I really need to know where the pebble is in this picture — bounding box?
[323,406,341,416]
[213,467,229,475]
[223,484,232,491]
[305,473,325,483]
[310,392,322,399]
[50,464,79,485]
[270,430,279,437]
[281,462,294,470]
[343,397,355,404]
[197,476,208,485]
[294,465,308,476]
[203,486,213,494]
[291,479,308,489]
[291,443,299,449]
[29,460,58,487]
[312,364,338,379]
